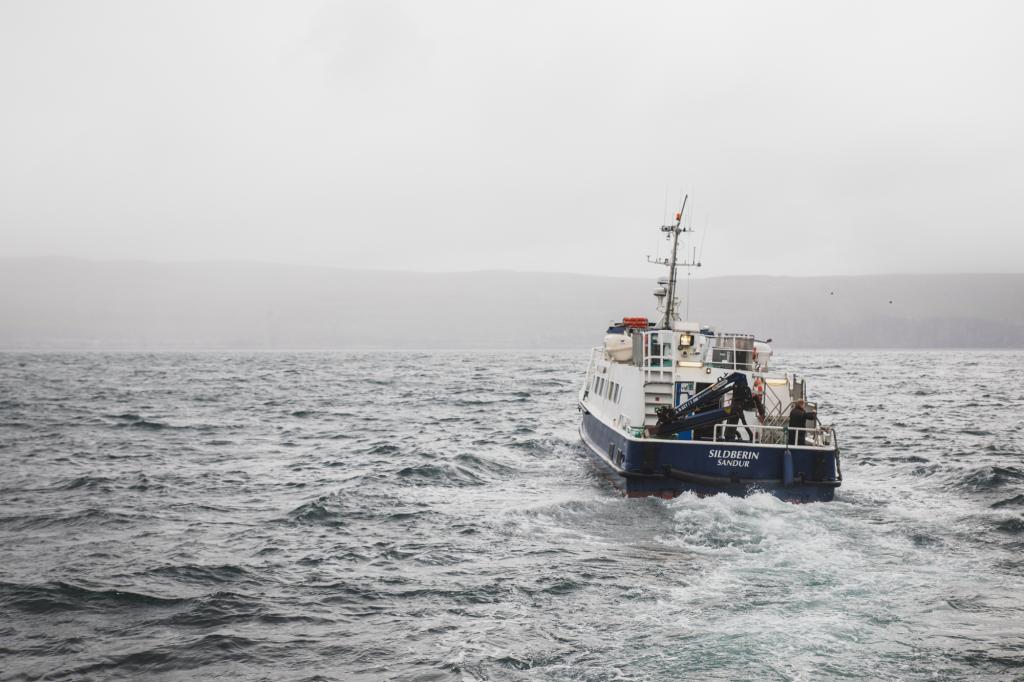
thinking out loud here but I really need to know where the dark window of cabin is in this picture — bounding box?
[712,348,733,366]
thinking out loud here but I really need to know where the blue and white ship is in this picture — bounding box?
[578,197,842,502]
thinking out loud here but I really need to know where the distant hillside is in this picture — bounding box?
[0,259,1022,349]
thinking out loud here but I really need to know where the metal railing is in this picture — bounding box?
[759,394,816,426]
[582,347,603,399]
[712,422,835,447]
[758,383,785,420]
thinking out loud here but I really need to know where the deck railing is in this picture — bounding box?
[712,422,835,447]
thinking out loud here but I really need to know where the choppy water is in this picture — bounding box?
[1,350,1022,681]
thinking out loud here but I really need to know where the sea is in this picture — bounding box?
[1,350,1022,681]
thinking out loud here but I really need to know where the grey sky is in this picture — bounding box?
[2,1,1022,277]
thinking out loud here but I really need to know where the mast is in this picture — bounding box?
[648,194,701,329]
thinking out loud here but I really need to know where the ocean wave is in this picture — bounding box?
[145,564,252,585]
[0,508,138,532]
[993,517,1024,535]
[953,465,1024,492]
[452,452,516,475]
[163,591,260,628]
[115,418,171,430]
[285,493,394,526]
[992,494,1024,508]
[0,580,184,615]
[54,475,116,491]
[287,496,351,527]
[396,463,485,487]
[60,633,262,679]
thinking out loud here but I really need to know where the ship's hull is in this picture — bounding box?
[579,408,841,502]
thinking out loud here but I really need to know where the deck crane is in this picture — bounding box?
[649,372,765,440]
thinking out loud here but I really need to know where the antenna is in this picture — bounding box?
[646,194,702,329]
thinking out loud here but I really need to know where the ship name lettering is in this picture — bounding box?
[708,449,760,461]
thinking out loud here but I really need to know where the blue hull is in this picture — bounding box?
[579,408,841,502]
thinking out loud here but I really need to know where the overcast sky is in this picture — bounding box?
[1,1,1022,278]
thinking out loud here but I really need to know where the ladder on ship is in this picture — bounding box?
[756,376,811,444]
[643,380,673,428]
[641,332,677,429]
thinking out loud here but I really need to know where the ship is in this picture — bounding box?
[578,197,842,502]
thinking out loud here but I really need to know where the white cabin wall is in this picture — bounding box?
[583,353,645,433]
[608,361,645,430]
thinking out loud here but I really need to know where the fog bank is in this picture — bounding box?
[1,259,1021,349]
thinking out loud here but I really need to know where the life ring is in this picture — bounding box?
[753,376,765,396]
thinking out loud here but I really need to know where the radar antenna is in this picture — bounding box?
[647,194,701,328]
